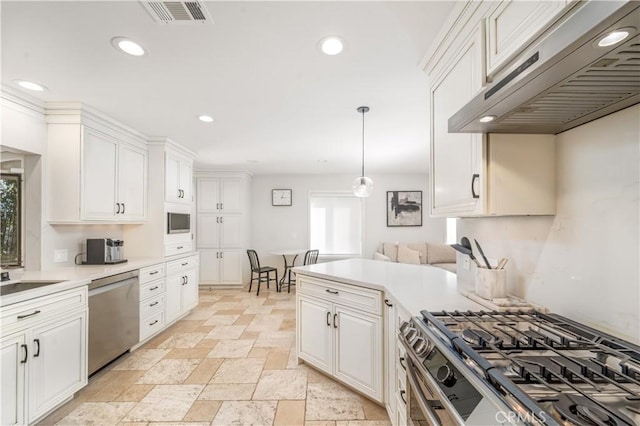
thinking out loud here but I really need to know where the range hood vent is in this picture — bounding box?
[449,1,640,134]
[141,1,213,24]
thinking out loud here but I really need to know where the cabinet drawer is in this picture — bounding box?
[165,242,193,257]
[166,255,199,275]
[140,279,165,301]
[140,294,165,318]
[139,263,166,284]
[1,286,87,330]
[140,311,165,341]
[297,276,382,315]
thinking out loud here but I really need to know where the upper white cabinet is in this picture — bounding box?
[197,178,243,213]
[46,103,147,223]
[423,2,558,217]
[485,1,568,77]
[165,151,193,204]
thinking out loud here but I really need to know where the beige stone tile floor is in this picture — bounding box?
[38,288,390,426]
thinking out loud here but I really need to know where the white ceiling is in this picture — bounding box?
[2,1,455,175]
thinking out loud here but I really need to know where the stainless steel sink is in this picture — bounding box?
[0,280,65,296]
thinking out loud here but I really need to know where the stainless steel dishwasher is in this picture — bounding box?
[88,270,139,375]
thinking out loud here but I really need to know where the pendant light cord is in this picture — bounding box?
[361,108,365,178]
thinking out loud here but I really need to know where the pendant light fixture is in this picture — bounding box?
[352,106,374,197]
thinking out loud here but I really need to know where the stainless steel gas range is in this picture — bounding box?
[399,310,640,425]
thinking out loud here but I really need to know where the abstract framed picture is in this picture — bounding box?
[387,191,422,227]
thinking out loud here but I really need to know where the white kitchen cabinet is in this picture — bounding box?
[165,255,199,323]
[195,173,250,287]
[47,104,148,223]
[197,178,243,213]
[424,5,556,218]
[199,249,243,285]
[0,286,87,425]
[1,333,26,426]
[139,263,166,342]
[165,151,193,204]
[383,297,396,422]
[28,311,87,421]
[485,0,568,77]
[297,276,383,402]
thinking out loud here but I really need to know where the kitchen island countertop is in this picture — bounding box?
[0,252,197,307]
[293,258,483,315]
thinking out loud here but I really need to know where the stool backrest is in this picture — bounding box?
[304,249,319,265]
[247,249,260,271]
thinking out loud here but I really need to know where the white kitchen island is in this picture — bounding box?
[293,258,484,425]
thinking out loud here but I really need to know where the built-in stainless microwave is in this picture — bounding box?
[167,212,190,234]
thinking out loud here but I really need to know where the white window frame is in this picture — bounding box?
[308,191,364,259]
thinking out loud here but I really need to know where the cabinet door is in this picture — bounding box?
[430,25,485,217]
[220,251,243,285]
[486,1,567,76]
[334,305,383,402]
[118,143,147,220]
[199,250,221,284]
[220,178,242,213]
[181,268,198,313]
[197,179,221,212]
[1,333,26,426]
[28,310,87,422]
[220,215,242,248]
[297,296,333,376]
[165,274,183,323]
[197,214,221,248]
[165,154,180,203]
[384,298,396,418]
[179,160,193,203]
[82,128,118,220]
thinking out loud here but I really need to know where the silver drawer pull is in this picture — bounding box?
[325,289,339,295]
[150,301,159,307]
[17,310,41,320]
[149,320,159,326]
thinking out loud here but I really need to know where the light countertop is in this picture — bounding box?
[293,259,484,315]
[0,252,198,307]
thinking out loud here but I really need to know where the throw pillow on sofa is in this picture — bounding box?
[397,245,421,265]
[427,243,456,264]
[373,252,391,262]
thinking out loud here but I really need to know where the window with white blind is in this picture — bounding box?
[309,191,363,257]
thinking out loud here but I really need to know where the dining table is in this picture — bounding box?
[269,249,308,288]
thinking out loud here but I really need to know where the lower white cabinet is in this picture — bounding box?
[383,297,397,422]
[139,263,167,342]
[165,255,199,323]
[297,276,383,402]
[0,287,88,425]
[199,249,243,286]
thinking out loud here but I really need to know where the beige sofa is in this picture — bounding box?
[374,242,457,273]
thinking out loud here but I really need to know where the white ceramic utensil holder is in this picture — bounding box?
[475,267,506,300]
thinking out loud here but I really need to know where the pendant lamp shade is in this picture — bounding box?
[353,106,373,197]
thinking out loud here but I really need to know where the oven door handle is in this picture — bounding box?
[405,355,443,426]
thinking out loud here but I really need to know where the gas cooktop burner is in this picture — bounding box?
[552,394,637,426]
[462,328,496,346]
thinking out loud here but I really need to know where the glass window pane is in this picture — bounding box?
[309,192,362,256]
[1,174,21,266]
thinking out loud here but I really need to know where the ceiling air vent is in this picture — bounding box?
[140,1,213,24]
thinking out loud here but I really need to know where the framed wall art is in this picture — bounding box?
[387,191,422,227]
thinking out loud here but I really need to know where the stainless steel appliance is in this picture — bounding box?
[449,1,640,134]
[88,270,139,375]
[399,310,640,425]
[86,238,127,265]
[167,212,191,234]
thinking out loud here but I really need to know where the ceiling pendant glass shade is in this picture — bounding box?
[353,106,374,197]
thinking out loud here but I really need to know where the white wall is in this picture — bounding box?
[250,172,447,275]
[458,105,640,343]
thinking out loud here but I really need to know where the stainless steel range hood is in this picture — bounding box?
[449,1,640,135]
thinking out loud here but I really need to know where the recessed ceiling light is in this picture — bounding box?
[318,36,344,55]
[198,114,214,123]
[15,80,47,92]
[479,115,497,123]
[111,37,146,56]
[597,28,631,47]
